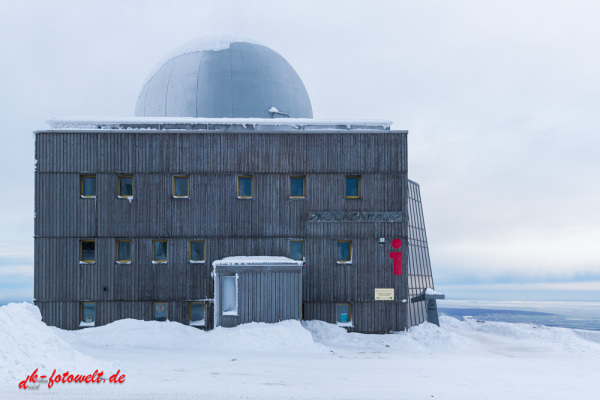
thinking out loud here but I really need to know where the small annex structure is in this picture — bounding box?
[212,256,303,328]
[34,35,443,333]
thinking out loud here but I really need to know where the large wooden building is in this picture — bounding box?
[34,37,442,333]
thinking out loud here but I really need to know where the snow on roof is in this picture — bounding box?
[46,117,393,131]
[425,288,445,298]
[212,256,303,267]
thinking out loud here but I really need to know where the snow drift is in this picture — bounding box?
[0,303,111,385]
[2,302,599,400]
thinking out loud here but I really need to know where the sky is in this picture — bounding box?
[0,0,599,303]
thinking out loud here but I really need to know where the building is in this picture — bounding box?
[34,37,442,333]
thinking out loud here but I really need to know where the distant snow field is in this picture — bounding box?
[1,303,598,399]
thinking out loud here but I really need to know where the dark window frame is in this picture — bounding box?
[118,175,134,198]
[153,302,168,321]
[237,175,254,199]
[336,303,353,325]
[289,240,305,261]
[116,240,131,263]
[152,240,168,263]
[289,176,306,199]
[189,240,205,263]
[80,240,96,263]
[345,175,361,199]
[336,240,352,263]
[173,175,190,198]
[80,301,96,325]
[80,175,96,198]
[189,302,206,326]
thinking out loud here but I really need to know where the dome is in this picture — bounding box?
[134,36,313,118]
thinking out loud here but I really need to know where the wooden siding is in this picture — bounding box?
[214,267,302,327]
[35,131,406,175]
[36,300,214,331]
[303,301,405,333]
[34,130,418,332]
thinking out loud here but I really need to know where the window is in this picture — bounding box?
[337,241,352,263]
[80,302,96,327]
[289,240,304,261]
[336,303,352,326]
[80,240,95,263]
[222,275,238,315]
[153,302,168,321]
[190,302,206,326]
[118,175,133,198]
[290,176,305,198]
[116,240,131,263]
[80,175,96,198]
[190,241,205,263]
[152,240,168,263]
[237,176,253,198]
[345,176,360,199]
[173,176,189,198]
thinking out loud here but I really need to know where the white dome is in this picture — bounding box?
[135,36,313,118]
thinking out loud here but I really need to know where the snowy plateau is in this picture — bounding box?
[1,303,598,399]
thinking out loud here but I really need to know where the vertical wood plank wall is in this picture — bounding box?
[34,130,417,332]
[214,266,303,328]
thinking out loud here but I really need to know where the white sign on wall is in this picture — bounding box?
[375,288,394,301]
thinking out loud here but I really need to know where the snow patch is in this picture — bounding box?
[440,315,600,354]
[0,303,110,384]
[303,319,467,353]
[46,117,393,131]
[425,288,444,296]
[213,256,302,267]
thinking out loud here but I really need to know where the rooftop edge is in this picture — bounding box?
[47,117,393,132]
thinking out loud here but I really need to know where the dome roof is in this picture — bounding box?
[134,36,313,118]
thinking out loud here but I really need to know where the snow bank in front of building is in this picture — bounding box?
[208,320,325,352]
[58,318,203,349]
[57,317,325,354]
[0,303,110,385]
[303,319,468,352]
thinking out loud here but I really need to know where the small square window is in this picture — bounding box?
[118,175,133,198]
[337,241,352,263]
[152,240,168,263]
[116,240,131,263]
[190,302,206,326]
[336,303,352,325]
[80,175,96,198]
[80,240,95,263]
[238,176,253,198]
[345,176,360,199]
[190,241,205,263]
[290,176,305,198]
[80,302,96,327]
[153,302,168,321]
[173,176,189,198]
[289,240,304,261]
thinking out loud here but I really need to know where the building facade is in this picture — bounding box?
[34,38,441,333]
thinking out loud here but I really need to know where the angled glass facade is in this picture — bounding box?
[407,180,435,327]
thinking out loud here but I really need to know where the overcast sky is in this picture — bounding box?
[1,0,599,303]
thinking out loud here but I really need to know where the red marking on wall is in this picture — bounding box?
[391,239,402,249]
[389,251,402,275]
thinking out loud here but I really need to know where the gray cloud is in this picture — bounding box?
[1,1,599,300]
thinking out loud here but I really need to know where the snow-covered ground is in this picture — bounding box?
[1,303,598,399]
